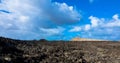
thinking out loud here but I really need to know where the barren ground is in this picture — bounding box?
[0,37,120,63]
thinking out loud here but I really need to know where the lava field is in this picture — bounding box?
[0,37,120,63]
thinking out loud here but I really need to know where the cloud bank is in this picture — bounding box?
[0,0,81,40]
[70,14,120,40]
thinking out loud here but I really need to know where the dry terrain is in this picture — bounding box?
[0,37,120,63]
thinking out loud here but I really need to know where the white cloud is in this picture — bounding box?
[69,26,82,32]
[89,16,103,27]
[88,14,120,28]
[48,2,81,24]
[69,24,91,32]
[87,14,120,40]
[0,0,81,39]
[39,27,65,36]
[84,24,91,31]
[112,14,119,20]
[19,16,29,23]
[70,14,120,40]
[105,14,120,27]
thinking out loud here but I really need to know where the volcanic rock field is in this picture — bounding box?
[0,37,120,63]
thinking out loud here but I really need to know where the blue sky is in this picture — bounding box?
[0,0,120,40]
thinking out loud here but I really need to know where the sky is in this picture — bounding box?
[0,0,120,40]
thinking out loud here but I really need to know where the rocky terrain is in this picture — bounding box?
[0,37,120,63]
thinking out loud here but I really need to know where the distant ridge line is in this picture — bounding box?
[71,37,109,41]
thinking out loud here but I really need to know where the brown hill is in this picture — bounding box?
[71,37,107,41]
